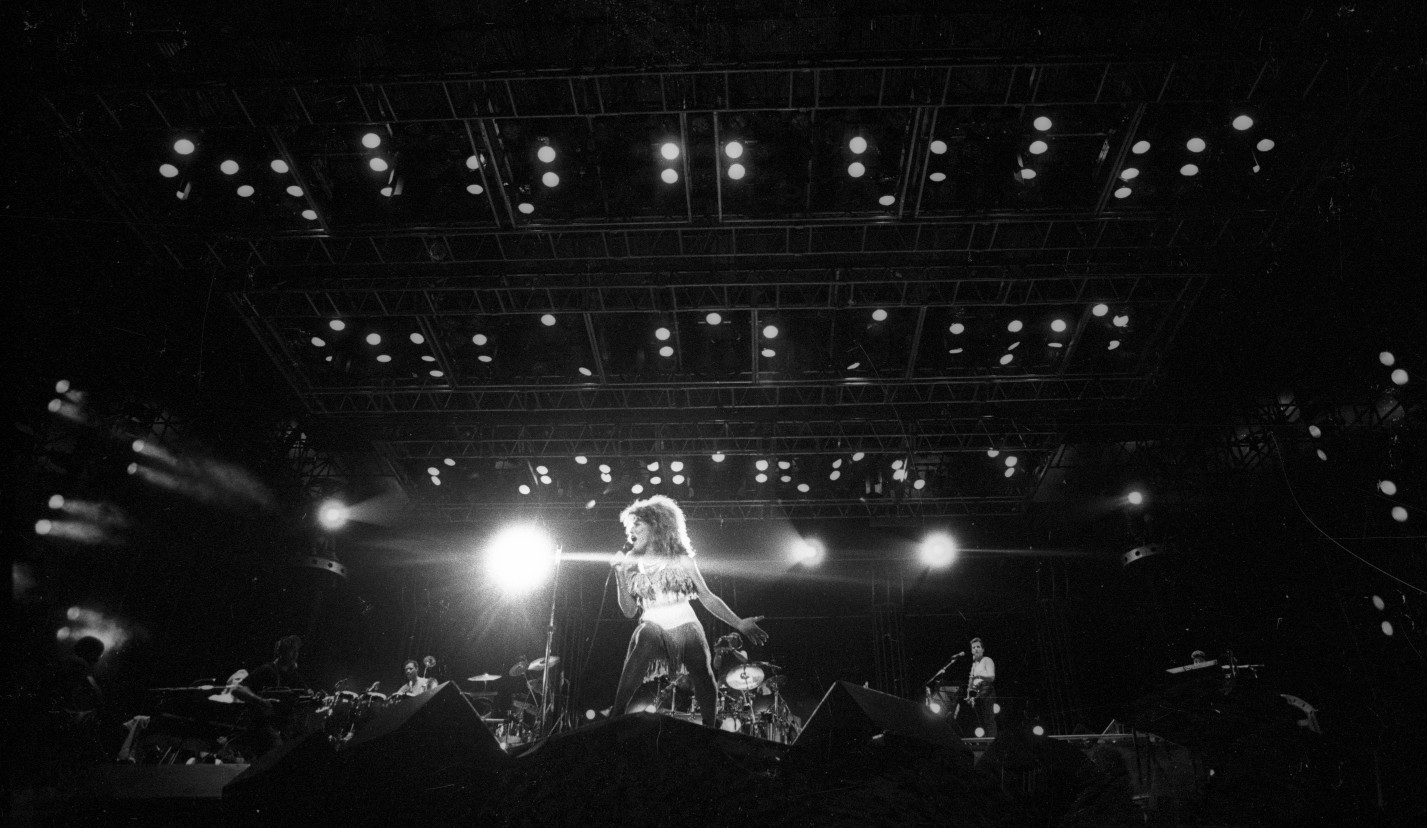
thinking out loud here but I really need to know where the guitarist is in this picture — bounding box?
[966,637,997,738]
[232,635,308,756]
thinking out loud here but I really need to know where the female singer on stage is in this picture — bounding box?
[611,494,768,727]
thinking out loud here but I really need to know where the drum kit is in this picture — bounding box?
[311,681,401,743]
[463,655,568,750]
[638,641,799,743]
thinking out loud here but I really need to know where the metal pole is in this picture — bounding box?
[539,545,562,737]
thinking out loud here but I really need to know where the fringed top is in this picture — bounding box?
[628,555,697,607]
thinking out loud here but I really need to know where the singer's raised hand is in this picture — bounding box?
[737,615,769,646]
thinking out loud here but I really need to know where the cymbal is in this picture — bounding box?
[526,656,560,672]
[467,673,502,683]
[749,662,782,672]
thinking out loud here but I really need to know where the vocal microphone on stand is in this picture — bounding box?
[950,651,966,659]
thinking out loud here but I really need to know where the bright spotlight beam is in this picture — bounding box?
[318,499,350,530]
[920,533,958,568]
[486,525,558,594]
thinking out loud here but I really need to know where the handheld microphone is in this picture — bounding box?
[611,540,634,567]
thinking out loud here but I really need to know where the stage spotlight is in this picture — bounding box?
[1131,140,1151,154]
[661,168,679,184]
[270,158,290,173]
[362,132,382,149]
[724,141,743,159]
[317,499,350,531]
[660,142,680,160]
[236,185,254,198]
[851,452,865,461]
[1233,114,1254,131]
[878,194,896,206]
[712,453,726,462]
[872,308,888,322]
[1256,138,1275,152]
[930,140,947,154]
[791,538,826,566]
[173,138,196,155]
[1029,140,1048,155]
[919,533,957,568]
[1186,137,1206,153]
[1127,490,1145,506]
[1032,725,1045,736]
[762,324,779,339]
[847,161,866,178]
[1180,164,1199,176]
[728,163,746,180]
[518,202,535,214]
[705,312,722,325]
[537,145,557,163]
[929,171,947,182]
[369,157,389,172]
[1391,506,1408,523]
[1033,116,1052,131]
[1391,369,1408,386]
[1379,480,1397,496]
[542,172,560,188]
[849,136,868,154]
[486,524,556,594]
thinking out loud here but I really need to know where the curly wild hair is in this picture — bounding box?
[620,494,696,559]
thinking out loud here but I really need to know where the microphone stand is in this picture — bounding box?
[538,544,562,739]
[922,654,961,712]
[923,653,962,688]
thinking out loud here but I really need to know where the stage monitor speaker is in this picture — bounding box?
[792,681,970,759]
[344,680,507,764]
[330,681,509,822]
[222,730,336,823]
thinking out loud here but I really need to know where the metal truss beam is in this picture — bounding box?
[367,416,1061,460]
[302,375,1148,415]
[405,494,1031,524]
[84,57,1309,131]
[239,269,1209,319]
[162,213,1261,271]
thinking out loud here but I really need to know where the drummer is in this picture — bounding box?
[712,632,748,682]
[392,659,436,698]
